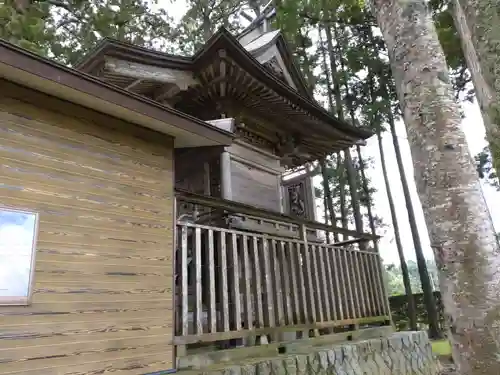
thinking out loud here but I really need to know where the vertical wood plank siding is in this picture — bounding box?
[230,159,281,212]
[0,90,175,375]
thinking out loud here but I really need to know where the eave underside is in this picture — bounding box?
[84,54,367,166]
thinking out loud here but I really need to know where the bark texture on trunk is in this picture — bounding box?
[453,0,500,174]
[337,152,349,241]
[320,158,339,243]
[372,1,500,373]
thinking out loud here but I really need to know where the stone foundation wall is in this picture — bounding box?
[187,331,438,375]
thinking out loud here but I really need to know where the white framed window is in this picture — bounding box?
[0,207,39,306]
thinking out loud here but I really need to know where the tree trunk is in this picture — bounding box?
[325,19,366,245]
[452,0,500,175]
[344,149,366,246]
[371,1,500,373]
[376,131,418,330]
[318,28,340,244]
[320,158,339,243]
[356,146,378,248]
[387,107,441,338]
[324,22,344,119]
[337,152,349,241]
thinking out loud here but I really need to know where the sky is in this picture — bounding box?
[364,100,499,264]
[147,1,500,265]
[0,210,37,297]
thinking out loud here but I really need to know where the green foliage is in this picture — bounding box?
[1,0,174,65]
[173,0,245,54]
[389,291,445,333]
[0,0,53,55]
[475,146,499,190]
[429,0,473,100]
[385,260,440,296]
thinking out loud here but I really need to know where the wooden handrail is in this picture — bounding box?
[175,189,379,241]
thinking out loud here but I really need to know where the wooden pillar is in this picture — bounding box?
[203,162,211,196]
[220,149,232,200]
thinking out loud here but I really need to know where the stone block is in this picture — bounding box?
[180,331,438,375]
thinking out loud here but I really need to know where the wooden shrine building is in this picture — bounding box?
[0,6,391,375]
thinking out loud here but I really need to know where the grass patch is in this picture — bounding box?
[431,339,452,356]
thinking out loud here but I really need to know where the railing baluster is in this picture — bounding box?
[261,238,275,328]
[301,226,316,327]
[379,254,392,317]
[174,218,388,349]
[242,235,253,330]
[358,251,370,318]
[369,252,383,316]
[207,229,217,333]
[251,237,264,328]
[194,227,203,334]
[287,242,301,324]
[342,248,355,320]
[310,245,324,323]
[317,245,331,323]
[331,247,345,321]
[229,233,242,332]
[218,231,230,332]
[350,250,362,320]
[367,252,379,317]
[362,250,375,316]
[278,241,293,325]
[271,239,284,327]
[295,243,308,325]
[375,253,388,316]
[181,225,189,336]
[324,246,337,321]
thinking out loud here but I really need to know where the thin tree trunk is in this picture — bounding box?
[323,192,331,244]
[325,20,366,245]
[452,0,500,175]
[386,106,441,338]
[321,24,350,241]
[355,145,378,249]
[337,152,349,241]
[320,158,339,243]
[324,22,344,119]
[372,1,500,372]
[344,150,366,246]
[318,28,340,243]
[376,131,417,330]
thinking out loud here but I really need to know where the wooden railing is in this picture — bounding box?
[173,192,391,354]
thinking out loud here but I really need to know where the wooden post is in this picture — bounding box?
[203,162,211,196]
[220,149,232,200]
[300,224,318,338]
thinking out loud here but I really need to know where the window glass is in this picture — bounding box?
[0,208,38,305]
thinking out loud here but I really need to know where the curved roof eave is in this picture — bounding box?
[75,38,193,72]
[195,28,374,140]
[74,32,373,141]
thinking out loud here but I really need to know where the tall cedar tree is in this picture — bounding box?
[371,0,500,372]
[1,0,174,65]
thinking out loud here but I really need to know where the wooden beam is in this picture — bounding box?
[172,316,390,345]
[154,84,180,102]
[104,57,197,89]
[175,189,379,240]
[124,79,143,91]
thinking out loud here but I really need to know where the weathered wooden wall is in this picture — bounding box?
[0,82,175,375]
[227,141,284,212]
